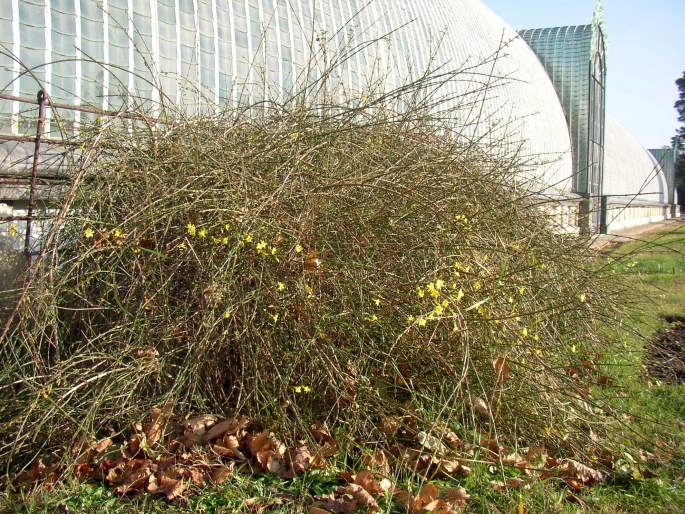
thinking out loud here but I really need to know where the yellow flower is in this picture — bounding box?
[518,286,526,296]
[306,285,314,297]
[433,304,444,316]
[83,227,95,239]
[7,224,18,238]
[256,240,268,253]
[41,384,52,399]
[578,293,587,303]
[571,344,577,353]
[198,228,207,238]
[294,385,302,393]
[222,237,229,245]
[442,299,449,308]
[473,281,482,291]
[295,244,303,253]
[435,279,445,291]
[271,246,278,255]
[186,223,196,237]
[520,327,529,338]
[302,386,312,393]
[455,288,465,302]
[223,309,232,319]
[427,283,440,298]
[113,228,124,238]
[407,315,415,322]
[270,313,279,323]
[417,317,427,328]
[416,287,425,299]
[366,314,379,323]
[532,334,540,342]
[244,233,253,243]
[177,241,187,250]
[224,223,231,231]
[277,282,286,291]
[508,297,514,304]
[373,298,381,307]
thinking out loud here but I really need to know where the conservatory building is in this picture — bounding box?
[0,0,678,243]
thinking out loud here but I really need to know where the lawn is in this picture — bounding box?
[2,222,685,513]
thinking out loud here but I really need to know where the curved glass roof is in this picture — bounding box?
[0,0,573,193]
[604,116,667,205]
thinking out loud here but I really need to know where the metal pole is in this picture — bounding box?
[24,90,46,267]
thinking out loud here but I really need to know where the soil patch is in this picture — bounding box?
[646,315,685,384]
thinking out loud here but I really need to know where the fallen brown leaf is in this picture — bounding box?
[310,422,336,445]
[361,450,391,474]
[558,459,603,485]
[472,398,490,418]
[287,445,313,474]
[147,470,187,500]
[145,403,173,445]
[379,416,401,437]
[444,430,463,449]
[396,483,469,514]
[493,357,511,384]
[211,464,234,484]
[203,416,249,442]
[443,486,471,507]
[109,459,152,495]
[94,438,114,454]
[418,431,447,454]
[304,251,323,272]
[337,483,379,512]
[308,507,332,514]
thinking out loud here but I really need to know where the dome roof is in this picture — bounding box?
[603,116,667,204]
[0,1,572,191]
[343,1,574,193]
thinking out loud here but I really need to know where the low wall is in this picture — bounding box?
[541,197,582,234]
[0,200,53,303]
[603,200,674,232]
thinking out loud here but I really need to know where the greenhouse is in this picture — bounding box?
[0,0,678,239]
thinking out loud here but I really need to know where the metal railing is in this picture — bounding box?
[0,90,143,265]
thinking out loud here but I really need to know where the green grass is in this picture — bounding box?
[2,223,685,513]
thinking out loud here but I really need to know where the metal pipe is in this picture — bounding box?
[0,215,51,222]
[0,133,69,145]
[0,91,145,120]
[24,90,46,266]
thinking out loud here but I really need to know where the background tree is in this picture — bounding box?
[674,71,685,206]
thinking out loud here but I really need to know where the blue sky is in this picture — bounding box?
[486,0,685,149]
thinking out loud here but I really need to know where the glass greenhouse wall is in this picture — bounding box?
[519,21,607,228]
[650,147,678,209]
[0,0,575,190]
